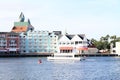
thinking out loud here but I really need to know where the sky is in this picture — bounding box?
[0,0,120,40]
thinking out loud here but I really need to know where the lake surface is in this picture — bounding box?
[0,57,120,80]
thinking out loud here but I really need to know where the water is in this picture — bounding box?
[0,57,120,80]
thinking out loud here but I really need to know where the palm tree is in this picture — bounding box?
[110,35,116,41]
[105,35,110,42]
[110,35,117,47]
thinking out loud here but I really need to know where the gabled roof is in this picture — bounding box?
[59,35,71,41]
[28,24,34,30]
[11,26,27,33]
[58,35,63,40]
[66,34,74,40]
[53,31,62,36]
[77,34,85,40]
[59,34,86,41]
[14,22,29,26]
[71,34,83,41]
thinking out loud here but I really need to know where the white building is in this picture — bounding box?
[58,34,88,54]
[115,42,120,55]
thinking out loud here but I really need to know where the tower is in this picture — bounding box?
[11,12,34,33]
[19,12,25,22]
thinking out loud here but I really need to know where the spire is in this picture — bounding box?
[19,12,25,22]
[28,19,31,24]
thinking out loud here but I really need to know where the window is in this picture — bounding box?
[59,42,61,45]
[71,42,74,45]
[67,42,69,45]
[63,42,65,45]
[79,41,82,44]
[23,50,26,52]
[75,41,78,45]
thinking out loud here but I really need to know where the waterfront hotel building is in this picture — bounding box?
[0,12,97,54]
[19,30,60,54]
[11,12,61,54]
[58,34,88,54]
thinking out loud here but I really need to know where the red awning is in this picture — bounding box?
[60,47,73,50]
[77,47,88,50]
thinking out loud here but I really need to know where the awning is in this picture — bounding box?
[77,47,88,50]
[60,47,73,50]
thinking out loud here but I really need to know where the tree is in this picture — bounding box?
[110,35,117,47]
[91,35,120,52]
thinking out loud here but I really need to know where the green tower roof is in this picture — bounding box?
[14,22,29,26]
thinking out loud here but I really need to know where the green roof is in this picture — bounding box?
[14,22,29,26]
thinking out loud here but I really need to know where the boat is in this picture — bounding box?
[47,53,83,61]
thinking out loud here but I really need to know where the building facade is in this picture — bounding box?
[115,42,120,55]
[58,34,88,54]
[0,12,96,54]
[10,12,61,54]
[19,31,60,54]
[0,32,7,53]
[0,32,20,54]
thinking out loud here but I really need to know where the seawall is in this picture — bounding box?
[76,53,118,57]
[0,53,118,57]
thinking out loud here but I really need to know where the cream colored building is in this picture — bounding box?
[116,42,120,55]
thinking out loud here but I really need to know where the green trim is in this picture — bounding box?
[14,22,29,26]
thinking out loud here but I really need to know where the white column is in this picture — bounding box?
[110,43,113,53]
[116,42,120,55]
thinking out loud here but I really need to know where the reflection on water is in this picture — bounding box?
[0,57,120,80]
[49,60,79,64]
